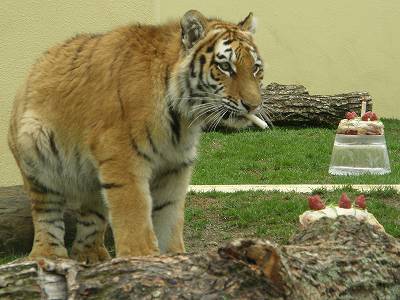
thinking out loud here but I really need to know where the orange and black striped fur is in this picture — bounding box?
[8,10,266,262]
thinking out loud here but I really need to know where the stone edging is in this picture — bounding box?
[188,184,400,193]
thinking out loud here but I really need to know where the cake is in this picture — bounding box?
[299,206,385,231]
[329,108,391,175]
[336,111,384,135]
[299,194,385,231]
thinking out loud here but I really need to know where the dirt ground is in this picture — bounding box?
[183,195,257,253]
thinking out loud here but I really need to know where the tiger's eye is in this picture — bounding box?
[218,62,232,73]
[253,65,261,74]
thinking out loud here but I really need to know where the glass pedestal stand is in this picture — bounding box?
[329,134,391,175]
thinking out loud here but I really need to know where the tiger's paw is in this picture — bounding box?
[114,229,160,257]
[70,245,111,264]
[29,243,69,260]
[163,235,185,254]
[117,248,160,257]
[116,243,160,257]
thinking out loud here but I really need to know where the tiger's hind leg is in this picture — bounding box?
[70,191,110,264]
[10,111,68,259]
[26,176,68,259]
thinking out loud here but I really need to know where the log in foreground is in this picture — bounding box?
[1,216,399,299]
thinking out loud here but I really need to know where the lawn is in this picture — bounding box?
[193,119,400,184]
[184,188,400,252]
[1,120,399,264]
[2,188,398,264]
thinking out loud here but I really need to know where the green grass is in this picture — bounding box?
[184,189,400,252]
[193,118,400,184]
[1,189,398,263]
[0,255,22,265]
[1,120,399,263]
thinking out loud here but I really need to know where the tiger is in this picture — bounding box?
[8,10,266,263]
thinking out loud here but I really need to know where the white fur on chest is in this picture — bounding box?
[152,124,200,180]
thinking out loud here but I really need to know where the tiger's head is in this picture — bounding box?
[173,10,269,130]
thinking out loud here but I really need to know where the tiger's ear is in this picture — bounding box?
[180,10,207,50]
[238,12,256,34]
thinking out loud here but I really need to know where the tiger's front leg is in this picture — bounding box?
[93,136,159,257]
[151,165,193,254]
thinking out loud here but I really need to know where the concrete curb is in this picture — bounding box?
[188,184,400,193]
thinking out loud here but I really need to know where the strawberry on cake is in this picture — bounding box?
[336,111,384,135]
[300,193,385,231]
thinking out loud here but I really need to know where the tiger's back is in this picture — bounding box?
[8,10,266,262]
[10,22,182,192]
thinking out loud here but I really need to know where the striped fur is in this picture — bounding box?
[8,10,265,261]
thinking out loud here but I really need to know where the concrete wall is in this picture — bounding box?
[1,0,399,186]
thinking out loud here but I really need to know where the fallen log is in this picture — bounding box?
[209,82,372,130]
[1,216,399,299]
[0,186,113,255]
[262,83,373,127]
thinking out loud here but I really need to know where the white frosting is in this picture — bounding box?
[337,118,384,135]
[299,206,385,231]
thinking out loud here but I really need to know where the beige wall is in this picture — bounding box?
[1,0,399,186]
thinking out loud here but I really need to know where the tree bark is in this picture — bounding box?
[262,83,373,127]
[1,216,399,299]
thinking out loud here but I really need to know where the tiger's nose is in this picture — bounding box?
[241,101,259,113]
